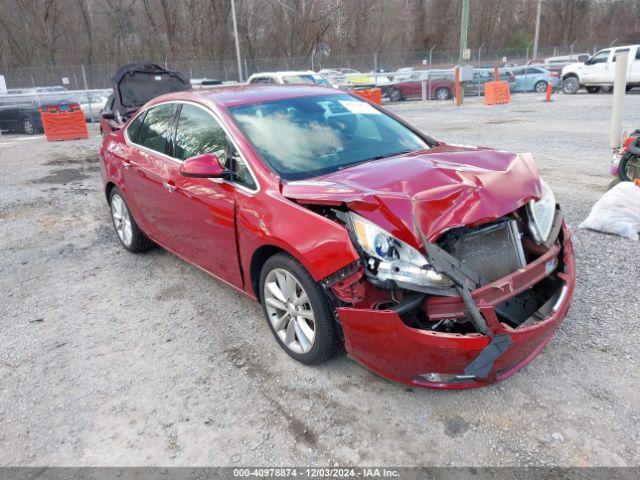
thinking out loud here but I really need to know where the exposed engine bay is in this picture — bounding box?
[312,202,567,336]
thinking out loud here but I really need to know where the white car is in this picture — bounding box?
[562,45,640,94]
[247,71,337,88]
[80,90,110,121]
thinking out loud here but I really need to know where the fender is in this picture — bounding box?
[236,186,359,293]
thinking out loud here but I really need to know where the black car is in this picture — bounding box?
[0,87,78,135]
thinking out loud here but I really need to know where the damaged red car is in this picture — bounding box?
[100,85,575,389]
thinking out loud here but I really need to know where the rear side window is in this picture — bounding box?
[636,48,640,60]
[174,104,257,190]
[135,104,176,155]
[613,48,630,61]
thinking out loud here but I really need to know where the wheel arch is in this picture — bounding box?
[105,181,117,201]
[249,244,300,302]
[562,72,579,81]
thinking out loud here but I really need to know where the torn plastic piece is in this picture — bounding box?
[463,334,512,378]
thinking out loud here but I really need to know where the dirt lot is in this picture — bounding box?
[1,93,639,467]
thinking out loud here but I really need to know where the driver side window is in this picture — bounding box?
[174,104,256,191]
[589,50,610,64]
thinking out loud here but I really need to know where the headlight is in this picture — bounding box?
[527,178,556,243]
[349,213,453,289]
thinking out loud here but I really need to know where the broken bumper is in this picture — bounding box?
[337,223,575,389]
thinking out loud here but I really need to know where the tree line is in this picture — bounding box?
[0,0,639,70]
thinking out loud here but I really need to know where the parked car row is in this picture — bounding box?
[0,86,111,134]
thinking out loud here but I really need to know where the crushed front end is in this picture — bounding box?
[323,204,575,389]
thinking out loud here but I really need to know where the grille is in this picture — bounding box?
[451,220,526,285]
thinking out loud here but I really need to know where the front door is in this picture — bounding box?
[165,102,246,287]
[583,49,611,83]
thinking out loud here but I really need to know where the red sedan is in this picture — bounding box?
[385,75,454,101]
[100,85,575,389]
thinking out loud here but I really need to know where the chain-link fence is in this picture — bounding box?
[0,44,606,136]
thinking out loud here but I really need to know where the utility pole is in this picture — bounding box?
[459,0,469,66]
[533,0,542,60]
[458,0,470,103]
[231,0,243,82]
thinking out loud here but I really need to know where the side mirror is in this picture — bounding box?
[101,111,115,120]
[180,153,229,179]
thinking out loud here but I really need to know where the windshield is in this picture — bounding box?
[229,93,429,180]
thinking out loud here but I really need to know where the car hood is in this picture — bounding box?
[562,63,584,75]
[281,144,541,246]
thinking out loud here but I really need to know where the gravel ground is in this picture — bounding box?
[1,92,639,467]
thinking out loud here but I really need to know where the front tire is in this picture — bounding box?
[109,187,154,253]
[618,152,640,182]
[562,76,580,94]
[435,87,451,100]
[22,117,36,135]
[260,253,340,365]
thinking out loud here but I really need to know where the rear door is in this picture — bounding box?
[512,68,527,92]
[124,103,179,247]
[630,47,640,82]
[611,48,631,83]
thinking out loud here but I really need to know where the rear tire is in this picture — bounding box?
[562,76,580,94]
[534,80,548,93]
[586,86,602,94]
[259,253,341,365]
[108,187,154,253]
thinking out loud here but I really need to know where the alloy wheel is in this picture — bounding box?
[389,88,402,102]
[23,118,34,135]
[263,268,315,354]
[111,193,133,247]
[562,77,579,94]
[623,156,640,182]
[535,81,547,93]
[435,88,450,100]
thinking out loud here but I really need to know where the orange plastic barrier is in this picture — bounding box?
[353,88,382,105]
[41,110,89,141]
[483,81,511,105]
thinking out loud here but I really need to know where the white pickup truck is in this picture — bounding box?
[561,44,640,94]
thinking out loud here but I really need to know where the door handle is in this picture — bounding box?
[162,181,176,193]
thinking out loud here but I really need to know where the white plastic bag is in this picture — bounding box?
[579,182,640,240]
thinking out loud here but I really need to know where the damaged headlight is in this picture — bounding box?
[349,213,453,289]
[527,178,556,243]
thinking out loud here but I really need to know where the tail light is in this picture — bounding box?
[550,72,560,78]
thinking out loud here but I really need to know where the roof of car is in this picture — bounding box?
[248,71,316,79]
[152,84,341,108]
